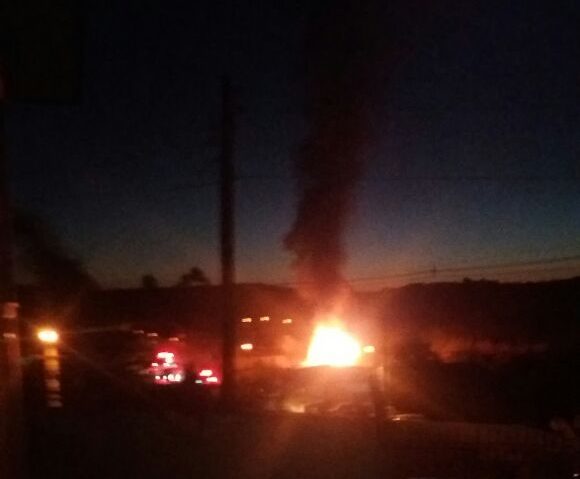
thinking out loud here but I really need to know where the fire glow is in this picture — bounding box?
[303,324,362,368]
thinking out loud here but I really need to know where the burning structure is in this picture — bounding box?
[285,0,382,365]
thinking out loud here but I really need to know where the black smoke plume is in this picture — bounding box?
[285,0,381,312]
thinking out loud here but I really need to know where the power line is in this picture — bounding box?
[463,264,580,280]
[16,170,579,203]
[274,254,580,286]
[15,180,221,203]
[349,264,580,284]
[237,174,580,183]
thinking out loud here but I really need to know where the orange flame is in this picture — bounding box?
[303,321,362,367]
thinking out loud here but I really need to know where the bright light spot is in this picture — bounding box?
[151,362,159,367]
[240,343,253,351]
[195,379,203,384]
[37,328,59,344]
[241,317,252,323]
[168,374,175,381]
[174,373,182,382]
[199,369,213,377]
[162,375,167,380]
[282,318,293,324]
[206,376,218,383]
[147,332,158,337]
[155,375,161,380]
[362,345,376,354]
[285,401,306,414]
[156,351,174,364]
[260,316,270,322]
[303,325,361,367]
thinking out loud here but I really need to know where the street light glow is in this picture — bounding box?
[37,328,59,344]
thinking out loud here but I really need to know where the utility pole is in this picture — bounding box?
[219,76,236,410]
[0,78,25,479]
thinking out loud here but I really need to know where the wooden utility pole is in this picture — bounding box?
[0,84,25,479]
[219,76,236,410]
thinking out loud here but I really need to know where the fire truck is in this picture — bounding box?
[144,336,221,387]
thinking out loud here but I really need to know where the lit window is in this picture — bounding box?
[241,317,252,323]
[240,343,253,351]
[259,316,270,322]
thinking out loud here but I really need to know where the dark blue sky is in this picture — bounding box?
[6,0,580,288]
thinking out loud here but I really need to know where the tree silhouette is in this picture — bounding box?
[141,274,159,289]
[176,266,210,287]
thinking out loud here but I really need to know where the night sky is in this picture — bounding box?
[6,0,580,289]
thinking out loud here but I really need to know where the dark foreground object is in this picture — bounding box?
[26,407,578,479]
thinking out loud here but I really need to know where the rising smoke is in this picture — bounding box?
[285,0,381,313]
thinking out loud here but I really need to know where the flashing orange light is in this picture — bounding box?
[362,345,376,354]
[199,369,213,377]
[37,328,59,344]
[240,343,253,351]
[303,324,361,367]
